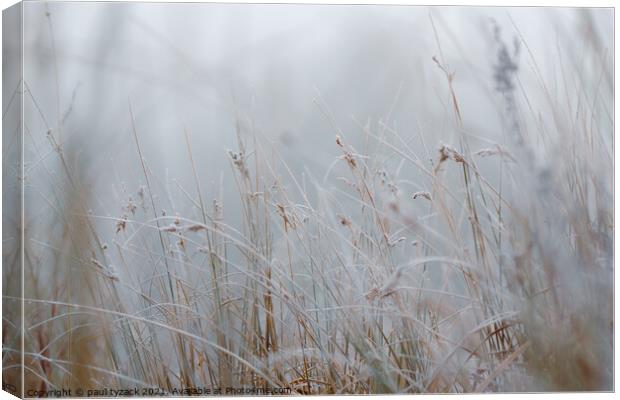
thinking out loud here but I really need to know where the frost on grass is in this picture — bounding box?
[9,5,613,395]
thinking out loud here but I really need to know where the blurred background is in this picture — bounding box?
[16,3,613,239]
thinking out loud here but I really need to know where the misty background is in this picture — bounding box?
[15,3,613,243]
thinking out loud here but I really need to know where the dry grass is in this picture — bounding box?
[3,9,613,395]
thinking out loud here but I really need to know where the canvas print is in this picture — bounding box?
[2,1,614,396]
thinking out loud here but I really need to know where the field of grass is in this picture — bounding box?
[2,4,613,395]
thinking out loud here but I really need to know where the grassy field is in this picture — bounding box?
[2,5,613,395]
